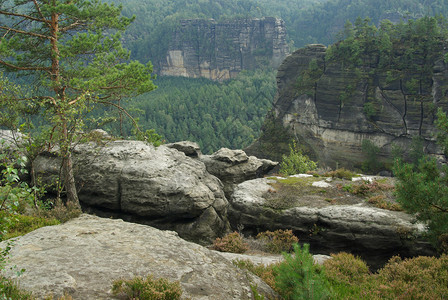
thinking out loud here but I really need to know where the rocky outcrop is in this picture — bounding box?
[229,176,436,270]
[248,44,448,168]
[199,148,278,197]
[34,141,230,245]
[1,214,277,299]
[160,17,289,81]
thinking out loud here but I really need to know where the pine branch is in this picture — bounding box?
[432,203,448,213]
[0,59,51,72]
[0,9,49,24]
[32,0,51,29]
[0,25,52,40]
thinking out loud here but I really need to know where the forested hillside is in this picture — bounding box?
[105,71,276,154]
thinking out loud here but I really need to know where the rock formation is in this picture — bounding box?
[199,147,278,197]
[33,141,276,245]
[247,44,448,168]
[160,17,289,81]
[1,214,276,299]
[228,175,436,270]
[34,140,230,245]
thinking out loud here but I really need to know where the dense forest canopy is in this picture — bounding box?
[100,70,276,154]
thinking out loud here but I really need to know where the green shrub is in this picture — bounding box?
[274,243,332,299]
[212,232,248,254]
[394,156,448,250]
[361,139,381,173]
[256,229,299,254]
[279,141,317,176]
[323,252,370,299]
[112,275,182,300]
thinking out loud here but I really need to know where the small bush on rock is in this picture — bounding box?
[112,275,182,300]
[323,168,357,180]
[256,229,299,254]
[280,141,317,176]
[212,232,248,253]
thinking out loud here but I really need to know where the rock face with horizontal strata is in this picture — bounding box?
[248,44,448,168]
[160,17,289,81]
[0,214,277,299]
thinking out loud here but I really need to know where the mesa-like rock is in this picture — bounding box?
[0,214,277,300]
[247,44,448,167]
[160,17,289,81]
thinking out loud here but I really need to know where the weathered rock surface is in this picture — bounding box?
[229,176,436,269]
[160,18,289,81]
[1,214,277,299]
[200,148,278,197]
[34,140,230,244]
[166,141,202,157]
[247,44,448,167]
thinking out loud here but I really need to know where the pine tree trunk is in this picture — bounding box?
[63,153,80,209]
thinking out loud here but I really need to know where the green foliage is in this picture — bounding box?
[256,229,299,254]
[323,252,370,298]
[372,254,448,299]
[0,213,60,240]
[361,139,381,173]
[295,59,324,96]
[112,275,182,300]
[233,259,279,294]
[0,0,156,204]
[280,141,317,176]
[212,232,249,254]
[274,243,332,299]
[323,168,357,180]
[394,156,448,250]
[114,71,276,153]
[0,148,36,241]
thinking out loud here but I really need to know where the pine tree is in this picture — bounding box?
[0,0,156,207]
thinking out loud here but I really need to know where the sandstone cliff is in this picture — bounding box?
[160,17,289,81]
[247,44,448,168]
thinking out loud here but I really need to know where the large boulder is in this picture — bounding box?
[34,140,230,244]
[0,214,277,299]
[229,176,436,270]
[200,148,278,197]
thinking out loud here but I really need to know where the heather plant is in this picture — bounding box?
[367,195,402,211]
[256,229,299,254]
[274,243,332,299]
[323,252,370,298]
[233,260,279,293]
[372,254,448,299]
[322,168,357,180]
[212,232,249,254]
[112,275,183,300]
[279,141,317,176]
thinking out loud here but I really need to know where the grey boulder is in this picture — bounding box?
[34,140,230,244]
[1,214,276,299]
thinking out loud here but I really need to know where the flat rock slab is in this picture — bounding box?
[1,214,275,300]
